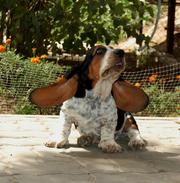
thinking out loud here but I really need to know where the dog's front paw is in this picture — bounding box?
[45,139,69,148]
[77,135,93,147]
[98,140,123,153]
[128,136,147,150]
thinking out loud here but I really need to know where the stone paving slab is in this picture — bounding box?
[0,115,180,183]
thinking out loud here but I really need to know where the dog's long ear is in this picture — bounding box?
[29,47,95,107]
[112,80,149,113]
[29,75,78,108]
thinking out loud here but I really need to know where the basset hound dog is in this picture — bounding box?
[30,45,149,153]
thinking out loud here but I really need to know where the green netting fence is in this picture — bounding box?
[0,51,179,116]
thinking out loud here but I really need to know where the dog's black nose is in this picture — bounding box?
[114,49,124,57]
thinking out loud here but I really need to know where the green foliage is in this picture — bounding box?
[0,0,154,56]
[0,50,68,114]
[141,84,180,117]
[14,97,39,114]
[136,47,156,68]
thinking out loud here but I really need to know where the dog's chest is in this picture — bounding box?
[61,90,117,126]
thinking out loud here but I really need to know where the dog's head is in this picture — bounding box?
[86,45,125,80]
[65,45,125,99]
[30,45,149,112]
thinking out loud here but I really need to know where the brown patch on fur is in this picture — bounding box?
[123,117,139,132]
[88,57,101,87]
[88,45,107,87]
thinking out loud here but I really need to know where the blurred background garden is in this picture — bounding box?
[0,0,179,116]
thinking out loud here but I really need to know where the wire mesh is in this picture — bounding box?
[121,63,180,116]
[0,52,179,116]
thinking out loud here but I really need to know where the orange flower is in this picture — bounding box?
[40,54,48,59]
[176,75,180,80]
[31,57,40,64]
[32,48,37,52]
[149,74,157,83]
[0,45,6,52]
[134,82,141,87]
[6,38,12,45]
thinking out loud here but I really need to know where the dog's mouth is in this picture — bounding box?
[101,59,125,78]
[114,60,125,69]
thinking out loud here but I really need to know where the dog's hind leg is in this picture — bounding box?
[77,133,100,147]
[124,113,147,150]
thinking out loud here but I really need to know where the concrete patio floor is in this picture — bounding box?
[0,115,180,183]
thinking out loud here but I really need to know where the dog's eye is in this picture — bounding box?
[95,48,106,55]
